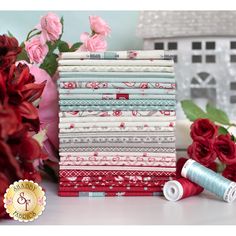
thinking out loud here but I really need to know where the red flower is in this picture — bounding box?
[0,140,23,181]
[0,173,10,218]
[214,134,236,165]
[0,35,48,219]
[187,137,217,166]
[0,35,21,72]
[0,104,22,139]
[222,164,236,182]
[3,63,46,132]
[190,118,218,140]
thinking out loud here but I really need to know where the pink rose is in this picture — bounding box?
[89,16,111,36]
[25,36,48,64]
[38,12,62,44]
[79,33,107,52]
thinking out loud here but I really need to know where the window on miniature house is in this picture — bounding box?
[192,55,202,63]
[230,96,236,103]
[173,55,178,63]
[206,42,215,50]
[154,42,164,50]
[168,42,177,50]
[230,82,236,103]
[190,72,216,105]
[206,55,216,63]
[192,42,202,50]
[230,82,236,90]
[230,41,236,49]
[230,55,236,63]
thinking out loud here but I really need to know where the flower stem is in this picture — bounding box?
[26,28,38,41]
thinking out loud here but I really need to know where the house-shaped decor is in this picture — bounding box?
[137,11,236,118]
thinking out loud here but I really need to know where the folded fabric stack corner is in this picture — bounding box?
[58,50,176,197]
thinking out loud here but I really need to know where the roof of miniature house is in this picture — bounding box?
[137,11,236,38]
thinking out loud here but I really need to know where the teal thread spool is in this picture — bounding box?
[181,159,236,203]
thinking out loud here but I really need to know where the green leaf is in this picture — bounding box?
[7,31,14,38]
[60,17,64,36]
[58,40,70,52]
[17,47,30,63]
[70,42,82,52]
[218,126,229,135]
[40,53,58,77]
[216,163,226,173]
[181,100,208,121]
[206,103,230,125]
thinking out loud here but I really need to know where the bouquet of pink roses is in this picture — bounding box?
[17,12,111,163]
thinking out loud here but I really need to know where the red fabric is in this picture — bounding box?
[59,186,163,192]
[116,94,129,99]
[59,170,176,177]
[59,179,167,187]
[58,191,162,197]
[60,176,170,182]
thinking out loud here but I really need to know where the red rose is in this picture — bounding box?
[0,173,10,218]
[222,164,236,182]
[214,134,236,165]
[190,118,218,140]
[0,35,21,72]
[0,104,22,139]
[187,137,217,166]
[5,63,46,132]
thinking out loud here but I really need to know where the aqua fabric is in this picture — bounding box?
[59,99,176,106]
[59,105,176,111]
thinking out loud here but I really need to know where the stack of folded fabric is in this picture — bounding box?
[58,50,176,197]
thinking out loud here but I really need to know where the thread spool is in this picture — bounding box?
[163,177,204,201]
[181,159,236,203]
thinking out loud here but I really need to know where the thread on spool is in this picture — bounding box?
[181,159,236,203]
[163,177,204,201]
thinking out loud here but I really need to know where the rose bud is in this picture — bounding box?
[214,134,236,165]
[187,137,217,166]
[190,118,218,141]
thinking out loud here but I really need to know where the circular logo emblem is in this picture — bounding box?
[4,180,46,222]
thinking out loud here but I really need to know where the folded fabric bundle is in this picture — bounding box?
[59,185,164,192]
[58,50,176,197]
[59,105,176,112]
[58,191,163,197]
[59,81,175,89]
[59,110,176,117]
[61,50,172,60]
[59,135,176,144]
[59,169,176,179]
[60,175,172,182]
[59,116,175,123]
[59,99,176,106]
[58,66,174,73]
[59,121,175,128]
[59,94,176,100]
[59,160,176,167]
[59,179,168,188]
[59,59,174,66]
[59,126,174,133]
[59,71,175,79]
[59,88,176,94]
